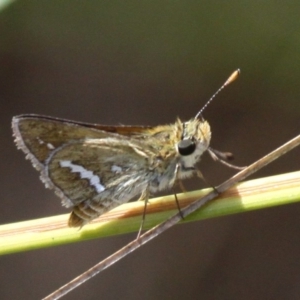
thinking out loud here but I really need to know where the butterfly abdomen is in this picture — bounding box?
[68,198,114,227]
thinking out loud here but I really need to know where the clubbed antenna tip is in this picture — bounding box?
[195,69,240,120]
[224,69,240,86]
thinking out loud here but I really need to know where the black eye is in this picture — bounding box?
[178,139,196,156]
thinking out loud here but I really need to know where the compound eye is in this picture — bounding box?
[178,139,196,156]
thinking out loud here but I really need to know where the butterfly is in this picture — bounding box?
[12,70,240,229]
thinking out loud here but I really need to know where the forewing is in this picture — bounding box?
[12,114,151,169]
[12,115,150,208]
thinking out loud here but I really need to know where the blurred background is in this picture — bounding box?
[1,1,300,299]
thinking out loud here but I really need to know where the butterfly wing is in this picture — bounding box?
[12,115,153,226]
[12,114,152,168]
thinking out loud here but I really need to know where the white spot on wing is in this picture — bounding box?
[37,137,45,145]
[111,165,122,173]
[59,160,105,193]
[47,143,55,150]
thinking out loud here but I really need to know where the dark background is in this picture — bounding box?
[1,1,300,299]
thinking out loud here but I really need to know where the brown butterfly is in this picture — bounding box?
[12,70,240,228]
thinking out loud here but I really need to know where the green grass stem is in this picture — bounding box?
[1,171,300,256]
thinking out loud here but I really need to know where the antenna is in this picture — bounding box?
[195,69,240,120]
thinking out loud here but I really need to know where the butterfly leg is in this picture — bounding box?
[137,188,150,201]
[172,163,184,219]
[136,187,150,239]
[195,169,219,194]
[178,180,187,192]
[172,188,184,219]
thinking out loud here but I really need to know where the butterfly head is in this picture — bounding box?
[176,69,240,166]
[175,118,211,169]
